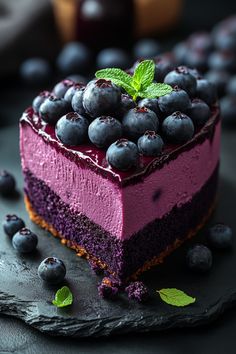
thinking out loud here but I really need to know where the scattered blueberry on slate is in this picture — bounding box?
[133,38,161,59]
[38,257,66,285]
[56,112,89,146]
[123,107,159,141]
[19,58,51,85]
[96,48,131,70]
[56,42,92,75]
[226,75,236,96]
[138,98,160,115]
[205,70,230,97]
[158,86,191,115]
[208,223,233,249]
[88,116,122,148]
[106,139,139,171]
[125,281,149,303]
[220,96,236,126]
[71,86,86,115]
[0,171,16,196]
[32,91,51,113]
[164,66,197,97]
[12,228,38,254]
[154,54,175,82]
[2,215,25,238]
[83,79,121,118]
[162,112,194,144]
[187,99,211,127]
[119,94,136,116]
[64,83,85,105]
[196,79,217,106]
[53,79,75,98]
[138,131,164,157]
[186,244,213,273]
[39,96,69,125]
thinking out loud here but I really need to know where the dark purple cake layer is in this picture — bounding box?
[24,165,219,280]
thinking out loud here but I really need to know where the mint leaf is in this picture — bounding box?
[132,60,155,91]
[52,286,73,308]
[157,288,196,307]
[139,82,173,99]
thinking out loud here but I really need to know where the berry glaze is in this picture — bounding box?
[20,106,220,187]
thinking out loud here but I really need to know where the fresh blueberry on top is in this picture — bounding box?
[71,86,86,115]
[208,223,233,249]
[56,112,89,146]
[64,83,85,104]
[138,98,160,116]
[186,244,212,273]
[19,58,51,85]
[158,86,191,115]
[164,66,197,97]
[2,215,25,237]
[186,99,211,127]
[196,79,217,106]
[208,51,236,72]
[12,228,38,253]
[88,116,122,148]
[220,96,236,126]
[96,48,131,70]
[38,257,66,284]
[123,107,159,141]
[184,50,208,72]
[154,53,175,82]
[39,96,69,124]
[187,32,213,53]
[56,42,91,74]
[162,112,194,144]
[32,91,51,114]
[205,70,230,97]
[0,171,16,196]
[188,68,202,80]
[119,94,136,116]
[138,131,164,157]
[133,39,161,59]
[53,79,75,98]
[226,75,236,96]
[172,42,188,65]
[83,79,121,118]
[106,139,139,171]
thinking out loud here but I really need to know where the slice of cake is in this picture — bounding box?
[20,61,220,283]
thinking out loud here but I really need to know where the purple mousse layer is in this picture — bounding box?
[24,165,219,279]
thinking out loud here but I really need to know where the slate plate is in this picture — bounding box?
[0,125,236,338]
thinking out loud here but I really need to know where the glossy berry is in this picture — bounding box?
[12,228,38,253]
[2,215,25,237]
[188,68,202,80]
[208,51,236,72]
[39,96,69,124]
[53,80,75,98]
[226,76,236,96]
[119,94,136,116]
[38,257,66,284]
[0,171,16,196]
[205,70,230,96]
[56,112,89,146]
[186,244,212,273]
[32,91,51,113]
[154,54,175,82]
[88,116,122,148]
[106,139,139,171]
[196,79,217,106]
[138,98,160,115]
[162,112,194,144]
[57,42,91,74]
[83,79,121,118]
[64,83,85,104]
[123,107,159,141]
[138,131,164,157]
[187,99,211,127]
[164,66,197,97]
[158,86,191,115]
[71,86,86,115]
[96,48,130,69]
[133,39,160,59]
[208,223,233,249]
[125,281,149,303]
[19,58,51,85]
[220,96,236,126]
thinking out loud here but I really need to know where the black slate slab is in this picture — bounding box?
[0,125,236,338]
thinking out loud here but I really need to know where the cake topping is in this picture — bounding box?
[162,112,194,144]
[88,116,122,148]
[32,91,51,113]
[158,86,191,115]
[64,83,85,105]
[138,131,164,157]
[12,228,38,254]
[56,112,89,146]
[38,257,66,284]
[3,214,25,238]
[106,139,139,171]
[164,66,197,97]
[0,170,16,196]
[137,97,160,115]
[71,86,86,115]
[196,79,218,105]
[187,99,211,127]
[53,79,75,98]
[39,96,69,124]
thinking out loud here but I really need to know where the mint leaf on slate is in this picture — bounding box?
[157,288,196,307]
[131,60,155,91]
[52,286,73,308]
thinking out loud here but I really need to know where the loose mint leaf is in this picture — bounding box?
[95,68,135,97]
[52,286,73,308]
[132,60,155,91]
[139,82,173,99]
[157,288,196,307]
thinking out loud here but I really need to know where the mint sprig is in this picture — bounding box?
[157,288,196,307]
[95,60,173,101]
[52,286,73,308]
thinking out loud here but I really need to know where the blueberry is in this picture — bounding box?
[196,79,217,106]
[96,48,131,69]
[119,94,136,116]
[154,54,175,82]
[66,74,88,84]
[158,86,191,115]
[2,215,25,237]
[162,112,194,144]
[71,86,86,115]
[12,228,38,253]
[186,99,211,127]
[133,39,161,59]
[88,116,122,148]
[164,66,197,97]
[172,42,188,65]
[138,98,160,115]
[83,79,121,118]
[38,257,66,284]
[186,244,212,273]
[123,107,159,141]
[208,51,236,72]
[208,223,233,249]
[32,91,51,114]
[106,139,139,171]
[205,70,230,97]
[226,76,236,96]
[57,42,91,75]
[39,96,69,124]
[188,68,202,80]
[187,32,213,53]
[220,96,236,126]
[53,79,75,98]
[56,112,89,146]
[138,131,164,157]
[64,83,85,105]
[213,26,236,52]
[0,171,16,196]
[184,50,208,72]
[19,58,51,85]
